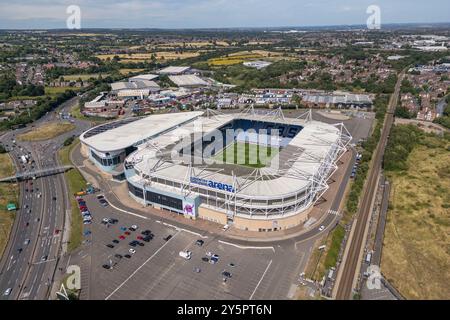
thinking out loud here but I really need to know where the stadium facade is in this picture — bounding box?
[80,108,351,232]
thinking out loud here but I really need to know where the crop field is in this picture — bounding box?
[119,68,145,75]
[382,138,450,299]
[45,86,83,96]
[60,74,108,81]
[212,142,279,168]
[96,51,200,62]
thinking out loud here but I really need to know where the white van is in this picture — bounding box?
[179,251,192,260]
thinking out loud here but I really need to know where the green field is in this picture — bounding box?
[58,139,87,252]
[212,142,279,168]
[0,154,18,258]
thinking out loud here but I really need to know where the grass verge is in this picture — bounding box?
[18,122,76,141]
[0,153,18,258]
[308,225,346,281]
[58,139,86,252]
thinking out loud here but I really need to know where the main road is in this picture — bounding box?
[0,96,91,299]
[334,71,405,299]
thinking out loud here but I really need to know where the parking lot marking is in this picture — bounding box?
[163,222,208,239]
[249,259,273,300]
[218,240,275,252]
[105,199,149,220]
[105,230,180,300]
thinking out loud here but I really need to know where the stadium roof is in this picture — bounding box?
[128,113,345,199]
[80,112,203,152]
[169,74,208,87]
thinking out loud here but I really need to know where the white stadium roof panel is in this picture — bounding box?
[80,111,203,152]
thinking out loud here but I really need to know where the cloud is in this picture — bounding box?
[0,0,448,29]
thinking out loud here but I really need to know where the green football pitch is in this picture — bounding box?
[212,142,279,168]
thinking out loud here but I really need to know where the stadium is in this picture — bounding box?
[80,108,351,232]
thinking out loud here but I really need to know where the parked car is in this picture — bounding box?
[3,288,12,296]
[124,254,132,259]
[318,225,325,232]
[102,264,111,270]
[129,248,136,254]
[99,200,109,207]
[142,236,153,242]
[112,240,119,244]
[109,218,118,224]
[179,251,192,260]
[195,239,204,247]
[119,235,125,240]
[106,244,114,249]
[163,235,172,241]
[141,230,152,236]
[129,225,138,231]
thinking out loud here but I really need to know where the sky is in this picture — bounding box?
[0,0,449,29]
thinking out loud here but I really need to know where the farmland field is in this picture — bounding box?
[60,74,109,81]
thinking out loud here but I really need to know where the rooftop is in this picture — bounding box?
[169,74,208,87]
[158,66,191,75]
[80,111,204,152]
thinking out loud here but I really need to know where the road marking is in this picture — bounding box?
[249,259,273,300]
[105,200,149,220]
[162,222,208,239]
[105,230,180,300]
[218,240,274,252]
